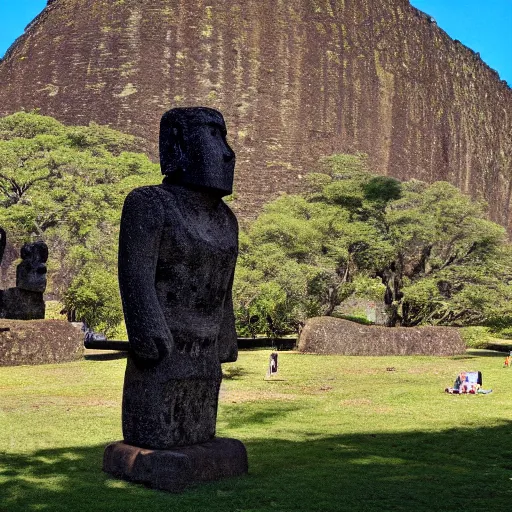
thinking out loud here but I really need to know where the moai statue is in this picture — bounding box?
[0,240,48,320]
[103,107,247,493]
[17,241,49,294]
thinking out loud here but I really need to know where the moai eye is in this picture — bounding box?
[210,126,217,137]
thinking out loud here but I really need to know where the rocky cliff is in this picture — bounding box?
[1,0,511,228]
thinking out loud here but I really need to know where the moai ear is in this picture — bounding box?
[160,114,187,176]
[172,124,187,173]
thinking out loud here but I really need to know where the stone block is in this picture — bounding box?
[0,319,84,366]
[103,438,248,493]
[298,317,466,356]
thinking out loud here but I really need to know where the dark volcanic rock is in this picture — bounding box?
[0,288,45,320]
[0,241,48,320]
[118,108,238,449]
[298,317,466,356]
[16,241,48,293]
[108,107,247,492]
[0,1,510,229]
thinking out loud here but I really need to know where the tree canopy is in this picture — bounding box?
[234,153,512,335]
[0,111,160,335]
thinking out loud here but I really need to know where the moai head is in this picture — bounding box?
[16,241,48,293]
[159,107,236,197]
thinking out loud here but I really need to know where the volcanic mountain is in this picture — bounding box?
[1,0,511,228]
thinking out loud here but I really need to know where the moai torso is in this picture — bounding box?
[120,183,238,379]
[155,185,238,367]
[17,241,48,293]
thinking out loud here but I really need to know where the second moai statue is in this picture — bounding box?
[103,107,247,492]
[0,241,48,320]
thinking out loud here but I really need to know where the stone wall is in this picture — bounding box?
[298,316,466,356]
[0,319,84,366]
[0,0,510,229]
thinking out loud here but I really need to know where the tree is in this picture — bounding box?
[0,112,160,334]
[234,153,512,333]
[63,263,123,336]
[381,181,508,326]
[233,189,393,335]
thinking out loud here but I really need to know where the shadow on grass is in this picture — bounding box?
[1,422,511,512]
[84,352,128,362]
[458,349,508,359]
[221,366,248,380]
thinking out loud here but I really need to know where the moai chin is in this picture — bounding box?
[103,107,247,493]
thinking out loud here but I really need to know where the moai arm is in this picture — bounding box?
[218,269,238,363]
[118,188,173,362]
[217,209,238,363]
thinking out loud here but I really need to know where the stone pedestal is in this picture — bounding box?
[103,438,248,493]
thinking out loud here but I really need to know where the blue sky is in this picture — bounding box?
[410,0,512,85]
[0,1,511,85]
[0,1,47,57]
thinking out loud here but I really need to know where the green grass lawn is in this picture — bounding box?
[1,349,511,512]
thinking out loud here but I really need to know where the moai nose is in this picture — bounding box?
[223,146,235,163]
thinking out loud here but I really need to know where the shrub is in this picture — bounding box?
[459,326,493,348]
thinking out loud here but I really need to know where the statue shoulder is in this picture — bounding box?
[121,186,169,226]
[124,185,164,203]
[123,185,170,210]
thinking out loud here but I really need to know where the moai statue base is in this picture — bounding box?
[103,438,248,493]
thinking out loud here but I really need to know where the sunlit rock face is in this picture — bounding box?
[1,0,510,229]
